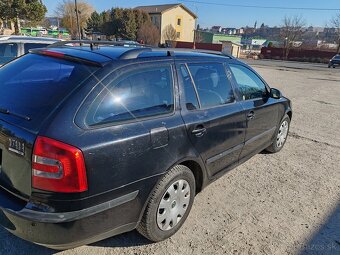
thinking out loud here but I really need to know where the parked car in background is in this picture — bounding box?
[116,39,142,47]
[0,42,292,249]
[0,36,61,66]
[328,54,340,68]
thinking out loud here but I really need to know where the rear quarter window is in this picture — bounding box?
[86,65,174,126]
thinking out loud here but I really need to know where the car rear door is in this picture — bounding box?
[228,64,279,160]
[177,61,246,178]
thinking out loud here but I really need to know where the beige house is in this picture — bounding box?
[135,4,197,44]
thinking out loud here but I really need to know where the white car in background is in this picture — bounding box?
[0,36,61,66]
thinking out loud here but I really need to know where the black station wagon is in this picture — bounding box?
[0,41,292,249]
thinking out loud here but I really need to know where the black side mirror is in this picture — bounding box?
[270,88,281,99]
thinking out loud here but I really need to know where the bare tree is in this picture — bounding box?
[331,12,340,53]
[137,21,160,46]
[56,0,94,39]
[162,24,177,42]
[280,15,305,60]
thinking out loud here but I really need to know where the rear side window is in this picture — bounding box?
[24,43,50,53]
[187,63,235,108]
[0,54,98,131]
[86,65,174,126]
[229,64,267,100]
[0,43,18,64]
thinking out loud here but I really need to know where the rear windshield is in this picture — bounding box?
[0,54,99,131]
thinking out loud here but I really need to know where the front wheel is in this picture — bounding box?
[266,114,290,153]
[137,165,195,242]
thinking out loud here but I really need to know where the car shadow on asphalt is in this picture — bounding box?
[0,229,54,255]
[0,229,150,254]
[90,230,152,248]
[298,203,340,255]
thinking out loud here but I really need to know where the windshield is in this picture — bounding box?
[0,54,99,131]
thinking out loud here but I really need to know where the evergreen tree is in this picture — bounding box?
[0,0,47,34]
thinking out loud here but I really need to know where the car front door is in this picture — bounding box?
[177,61,246,178]
[228,64,279,161]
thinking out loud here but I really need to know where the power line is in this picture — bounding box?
[180,0,340,11]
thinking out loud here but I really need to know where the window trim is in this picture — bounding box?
[228,63,270,101]
[183,63,202,109]
[185,62,237,111]
[83,63,177,129]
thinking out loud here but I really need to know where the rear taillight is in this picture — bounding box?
[32,136,88,193]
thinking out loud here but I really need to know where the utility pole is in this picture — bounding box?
[75,0,81,40]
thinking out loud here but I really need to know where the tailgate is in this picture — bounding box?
[0,119,35,198]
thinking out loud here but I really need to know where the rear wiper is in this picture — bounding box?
[0,108,31,121]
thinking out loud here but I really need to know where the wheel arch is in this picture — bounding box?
[286,110,292,120]
[137,156,207,224]
[178,159,206,194]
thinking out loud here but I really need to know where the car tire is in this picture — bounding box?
[266,114,290,153]
[137,165,195,242]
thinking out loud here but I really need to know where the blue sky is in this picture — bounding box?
[43,0,340,28]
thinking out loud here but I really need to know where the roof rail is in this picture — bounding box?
[154,48,233,59]
[47,40,151,49]
[46,40,233,59]
[119,48,152,60]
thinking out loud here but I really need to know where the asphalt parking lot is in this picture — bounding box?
[0,60,339,255]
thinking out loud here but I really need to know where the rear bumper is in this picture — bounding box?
[0,174,160,250]
[0,188,139,249]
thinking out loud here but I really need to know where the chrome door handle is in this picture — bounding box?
[247,111,255,120]
[192,125,207,137]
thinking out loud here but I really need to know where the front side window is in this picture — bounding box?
[187,63,235,108]
[177,19,181,26]
[0,43,18,65]
[229,64,268,100]
[176,32,181,39]
[86,65,174,126]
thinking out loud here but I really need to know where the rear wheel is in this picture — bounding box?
[266,114,290,153]
[137,165,195,242]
